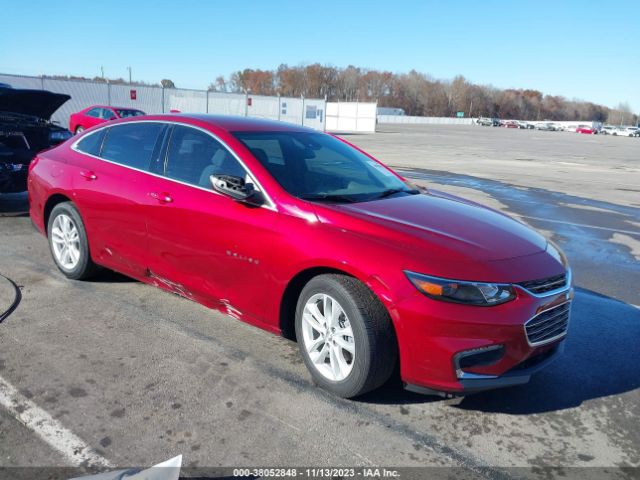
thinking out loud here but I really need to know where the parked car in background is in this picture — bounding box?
[0,86,72,193]
[28,114,572,398]
[476,117,500,127]
[69,105,145,134]
[576,125,596,134]
[600,125,616,135]
[517,121,534,129]
[611,126,638,137]
[536,123,557,131]
[502,121,519,128]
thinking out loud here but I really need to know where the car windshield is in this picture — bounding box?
[115,109,145,118]
[233,131,417,203]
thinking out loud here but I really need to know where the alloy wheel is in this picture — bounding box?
[301,293,355,381]
[51,214,81,270]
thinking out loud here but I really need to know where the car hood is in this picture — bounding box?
[315,191,548,263]
[0,87,70,120]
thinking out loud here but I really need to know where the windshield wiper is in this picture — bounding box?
[299,194,357,203]
[374,188,420,200]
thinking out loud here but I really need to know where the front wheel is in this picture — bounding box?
[48,202,100,280]
[295,274,397,398]
[75,126,84,134]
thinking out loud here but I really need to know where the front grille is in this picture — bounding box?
[518,273,567,295]
[525,302,570,346]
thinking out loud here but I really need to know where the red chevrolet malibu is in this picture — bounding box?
[28,115,572,398]
[69,105,145,134]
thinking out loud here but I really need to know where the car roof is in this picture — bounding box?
[164,114,316,133]
[84,105,143,110]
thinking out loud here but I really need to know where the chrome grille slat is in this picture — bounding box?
[526,304,571,328]
[525,301,571,346]
[528,319,569,338]
[518,273,568,295]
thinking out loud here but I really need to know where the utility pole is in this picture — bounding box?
[127,66,132,84]
[100,66,104,80]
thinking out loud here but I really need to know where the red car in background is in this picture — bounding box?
[502,121,519,128]
[69,105,145,134]
[576,125,596,134]
[28,114,572,398]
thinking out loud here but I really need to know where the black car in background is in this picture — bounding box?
[0,86,72,193]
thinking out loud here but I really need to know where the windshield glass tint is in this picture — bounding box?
[233,131,412,202]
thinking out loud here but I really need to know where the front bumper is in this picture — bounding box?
[395,272,572,395]
[405,342,564,396]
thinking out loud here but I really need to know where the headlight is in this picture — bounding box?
[405,271,516,306]
[49,130,72,143]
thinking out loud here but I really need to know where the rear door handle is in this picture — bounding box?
[149,192,173,204]
[79,170,97,180]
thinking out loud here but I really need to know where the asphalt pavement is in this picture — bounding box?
[0,124,638,479]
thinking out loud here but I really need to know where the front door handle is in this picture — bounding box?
[79,170,97,180]
[149,192,173,204]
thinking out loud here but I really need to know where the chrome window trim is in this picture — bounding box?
[516,269,572,298]
[524,300,571,347]
[70,120,277,212]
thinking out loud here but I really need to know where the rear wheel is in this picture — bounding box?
[47,202,100,280]
[75,126,84,134]
[295,274,397,398]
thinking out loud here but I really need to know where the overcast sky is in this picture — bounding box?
[2,0,638,112]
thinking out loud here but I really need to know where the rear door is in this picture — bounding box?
[69,122,167,277]
[144,124,280,324]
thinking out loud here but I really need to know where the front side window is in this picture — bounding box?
[233,131,414,203]
[100,122,165,170]
[100,108,117,120]
[164,125,247,189]
[115,109,145,118]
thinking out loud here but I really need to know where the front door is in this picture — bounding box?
[144,125,280,325]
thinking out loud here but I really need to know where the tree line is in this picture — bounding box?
[209,64,636,125]
[38,68,636,125]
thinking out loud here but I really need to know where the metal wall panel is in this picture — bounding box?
[377,115,474,125]
[247,95,279,121]
[109,84,164,115]
[42,79,110,128]
[0,73,327,131]
[164,89,208,113]
[326,102,377,133]
[207,92,246,116]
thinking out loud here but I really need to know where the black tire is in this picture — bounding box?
[295,274,397,398]
[75,126,84,134]
[47,202,100,280]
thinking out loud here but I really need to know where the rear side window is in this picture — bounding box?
[75,129,107,156]
[165,125,246,189]
[86,108,102,118]
[101,123,165,171]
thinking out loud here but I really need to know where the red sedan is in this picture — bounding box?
[28,115,572,398]
[69,105,145,134]
[576,125,596,134]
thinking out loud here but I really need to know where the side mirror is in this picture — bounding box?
[211,175,262,204]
